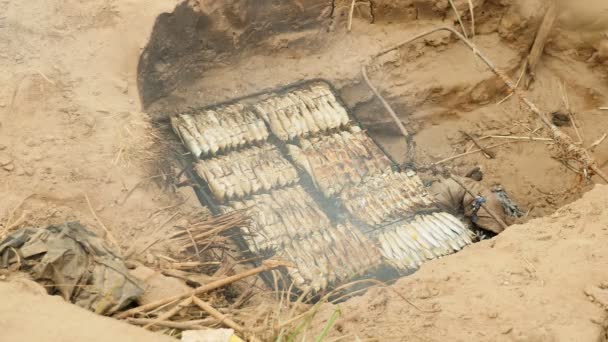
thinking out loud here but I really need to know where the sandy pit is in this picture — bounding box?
[1,0,608,340]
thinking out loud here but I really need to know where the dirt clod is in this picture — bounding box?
[0,153,12,166]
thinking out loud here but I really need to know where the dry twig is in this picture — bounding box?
[2,194,33,238]
[430,141,513,166]
[497,60,527,105]
[170,261,221,270]
[170,210,249,251]
[587,133,607,152]
[192,296,260,342]
[360,66,409,139]
[34,69,56,86]
[448,0,468,39]
[347,0,356,32]
[486,135,552,142]
[127,317,213,330]
[559,81,583,145]
[467,0,475,37]
[461,131,495,159]
[115,259,291,319]
[525,2,557,88]
[144,297,193,329]
[84,193,120,250]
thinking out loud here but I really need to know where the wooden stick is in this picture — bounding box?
[34,69,56,86]
[467,0,475,37]
[568,111,583,145]
[84,193,120,250]
[599,107,608,110]
[525,2,557,88]
[361,66,409,139]
[497,60,527,105]
[127,317,214,330]
[431,141,513,166]
[450,176,509,230]
[559,81,583,145]
[115,260,289,319]
[487,135,552,142]
[144,297,193,329]
[373,26,608,183]
[587,133,607,151]
[192,296,258,342]
[170,261,221,269]
[448,0,468,39]
[461,131,495,158]
[347,0,356,32]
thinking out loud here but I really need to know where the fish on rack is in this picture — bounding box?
[277,222,382,292]
[194,144,299,202]
[286,126,393,197]
[219,185,333,253]
[171,103,269,158]
[254,82,350,140]
[170,80,476,294]
[339,171,436,225]
[374,212,473,272]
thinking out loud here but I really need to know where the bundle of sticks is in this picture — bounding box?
[170,210,250,254]
[116,259,291,342]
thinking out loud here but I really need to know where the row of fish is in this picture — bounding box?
[195,144,299,202]
[171,103,269,158]
[219,185,333,252]
[376,212,473,271]
[287,126,393,197]
[339,171,437,225]
[279,222,382,292]
[254,83,350,140]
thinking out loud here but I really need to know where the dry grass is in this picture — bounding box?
[109,111,183,193]
[232,277,434,341]
[111,111,158,167]
[0,194,33,240]
[169,210,250,253]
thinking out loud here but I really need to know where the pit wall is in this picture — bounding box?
[137,0,552,113]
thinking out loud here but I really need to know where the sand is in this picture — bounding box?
[1,0,608,340]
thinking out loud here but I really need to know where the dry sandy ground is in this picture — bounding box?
[308,185,608,341]
[1,0,608,340]
[0,0,195,338]
[0,279,174,341]
[0,0,207,261]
